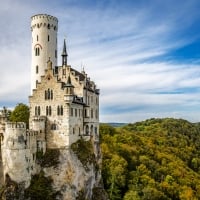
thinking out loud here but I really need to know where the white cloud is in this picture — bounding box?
[1,0,200,123]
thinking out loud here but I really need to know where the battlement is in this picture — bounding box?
[31,14,58,31]
[6,122,26,129]
[31,14,58,22]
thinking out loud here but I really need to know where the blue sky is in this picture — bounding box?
[1,0,200,122]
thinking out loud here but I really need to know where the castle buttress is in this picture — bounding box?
[0,14,100,188]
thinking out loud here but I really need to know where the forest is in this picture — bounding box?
[100,118,200,200]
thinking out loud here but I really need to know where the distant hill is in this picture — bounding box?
[100,118,200,200]
[104,122,127,127]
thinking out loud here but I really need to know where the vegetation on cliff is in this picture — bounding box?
[24,171,61,200]
[71,139,97,170]
[100,118,200,200]
[9,103,29,128]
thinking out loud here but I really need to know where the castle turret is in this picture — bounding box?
[31,14,58,93]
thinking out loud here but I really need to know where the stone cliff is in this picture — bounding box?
[0,139,108,200]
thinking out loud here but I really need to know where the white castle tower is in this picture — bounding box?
[31,14,58,92]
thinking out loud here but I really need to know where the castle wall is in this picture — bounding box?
[1,122,37,188]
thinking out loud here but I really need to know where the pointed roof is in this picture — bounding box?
[62,39,68,57]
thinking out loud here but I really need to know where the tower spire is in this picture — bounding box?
[62,39,68,66]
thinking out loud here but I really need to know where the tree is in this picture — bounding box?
[9,103,29,128]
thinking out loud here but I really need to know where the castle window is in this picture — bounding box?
[71,108,73,116]
[95,109,98,119]
[35,47,40,56]
[37,35,38,41]
[48,35,50,41]
[49,106,51,116]
[46,106,48,116]
[38,106,40,116]
[45,90,47,100]
[61,106,63,115]
[51,90,53,99]
[79,128,81,136]
[73,128,75,134]
[85,125,89,135]
[36,65,39,74]
[48,89,50,99]
[47,24,50,29]
[91,109,93,118]
[75,109,77,117]
[55,50,57,58]
[35,106,40,116]
[57,106,60,115]
[51,124,57,130]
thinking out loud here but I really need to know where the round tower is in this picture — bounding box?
[31,14,58,92]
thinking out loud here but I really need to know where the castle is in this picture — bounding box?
[0,14,100,188]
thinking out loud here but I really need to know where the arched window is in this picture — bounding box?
[35,47,40,56]
[86,125,89,135]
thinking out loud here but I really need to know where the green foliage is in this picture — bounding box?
[36,149,60,168]
[100,118,200,200]
[9,103,29,128]
[71,139,96,170]
[24,171,60,200]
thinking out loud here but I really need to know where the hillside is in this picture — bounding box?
[100,118,200,200]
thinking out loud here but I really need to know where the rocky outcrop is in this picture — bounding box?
[0,139,108,200]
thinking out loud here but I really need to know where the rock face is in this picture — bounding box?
[0,139,108,200]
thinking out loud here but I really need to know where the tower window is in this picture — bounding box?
[35,47,40,56]
[37,35,39,41]
[48,35,50,42]
[55,50,57,58]
[36,65,39,74]
[47,24,50,29]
